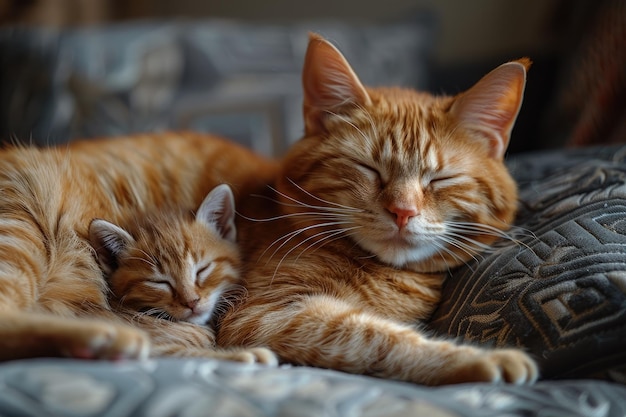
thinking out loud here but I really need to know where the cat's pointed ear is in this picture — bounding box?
[196,184,237,243]
[451,58,531,159]
[88,219,135,276]
[302,32,371,135]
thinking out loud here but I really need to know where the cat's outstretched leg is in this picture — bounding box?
[0,312,150,360]
[153,344,278,366]
[129,313,278,365]
[213,347,277,365]
[219,295,537,385]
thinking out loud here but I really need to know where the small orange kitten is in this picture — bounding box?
[88,184,275,362]
[89,184,239,326]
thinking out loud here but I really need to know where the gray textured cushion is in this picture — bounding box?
[1,358,625,417]
[429,146,626,381]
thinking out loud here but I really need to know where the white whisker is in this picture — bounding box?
[324,110,372,145]
[247,193,332,212]
[430,241,456,274]
[238,209,351,223]
[286,179,363,213]
[448,222,512,238]
[445,231,495,251]
[126,256,157,268]
[270,224,357,283]
[268,184,361,214]
[353,103,377,138]
[355,252,377,260]
[295,226,362,261]
[446,221,535,252]
[432,239,476,273]
[262,220,354,264]
[436,235,483,266]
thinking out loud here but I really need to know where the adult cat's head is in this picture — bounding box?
[89,184,240,325]
[278,33,529,273]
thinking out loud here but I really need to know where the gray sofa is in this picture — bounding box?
[1,18,625,417]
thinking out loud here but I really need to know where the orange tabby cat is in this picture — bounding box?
[87,184,272,361]
[215,34,538,385]
[0,133,276,363]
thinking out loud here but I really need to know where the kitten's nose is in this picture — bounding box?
[386,204,418,229]
[186,298,200,310]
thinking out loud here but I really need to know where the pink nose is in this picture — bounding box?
[387,205,418,229]
[186,298,200,310]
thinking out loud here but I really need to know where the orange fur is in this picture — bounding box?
[216,34,537,385]
[0,134,276,363]
[87,185,276,363]
[88,184,241,326]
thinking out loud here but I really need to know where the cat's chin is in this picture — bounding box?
[359,238,441,271]
[186,315,211,325]
[181,305,215,325]
[140,307,211,325]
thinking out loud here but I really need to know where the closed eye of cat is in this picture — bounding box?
[196,262,216,283]
[430,175,454,183]
[145,280,174,292]
[354,162,384,186]
[428,174,458,187]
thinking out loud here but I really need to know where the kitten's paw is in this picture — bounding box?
[222,347,279,366]
[445,349,538,385]
[63,322,150,361]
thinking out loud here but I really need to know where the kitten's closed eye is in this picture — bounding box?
[145,280,174,292]
[196,262,216,284]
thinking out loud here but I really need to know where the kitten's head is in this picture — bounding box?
[89,184,240,325]
[278,33,529,273]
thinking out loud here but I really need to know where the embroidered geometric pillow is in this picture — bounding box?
[429,146,626,381]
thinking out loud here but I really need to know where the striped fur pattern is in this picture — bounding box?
[0,133,277,364]
[88,184,241,327]
[216,34,538,385]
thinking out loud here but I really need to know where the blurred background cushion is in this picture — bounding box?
[0,18,433,156]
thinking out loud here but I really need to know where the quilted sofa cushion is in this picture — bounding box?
[429,146,626,381]
[0,358,625,417]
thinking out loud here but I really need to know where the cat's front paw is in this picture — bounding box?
[62,322,150,361]
[444,348,538,385]
[483,349,539,384]
[222,347,278,366]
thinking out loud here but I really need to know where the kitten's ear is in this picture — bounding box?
[88,219,135,275]
[196,184,237,243]
[451,58,531,159]
[302,32,371,135]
